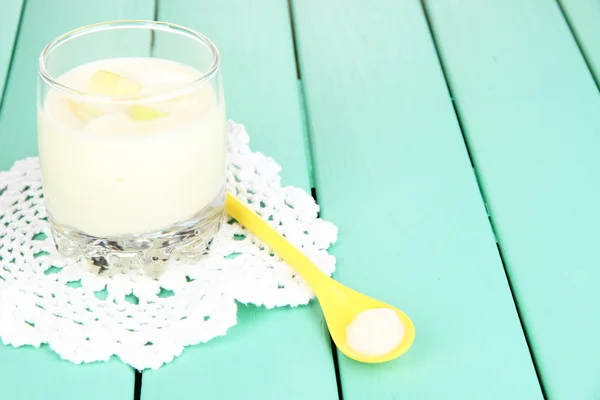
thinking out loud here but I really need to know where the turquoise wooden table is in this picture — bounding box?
[1,0,599,399]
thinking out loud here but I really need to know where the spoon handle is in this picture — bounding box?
[225,192,331,292]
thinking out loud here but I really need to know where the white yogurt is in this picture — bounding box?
[346,308,405,357]
[38,57,226,237]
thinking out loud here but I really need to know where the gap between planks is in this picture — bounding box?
[555,0,600,92]
[289,0,342,398]
[0,0,27,113]
[135,370,143,400]
[310,186,344,400]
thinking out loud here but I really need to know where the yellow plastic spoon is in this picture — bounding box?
[225,192,415,363]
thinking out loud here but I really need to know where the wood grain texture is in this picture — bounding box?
[0,1,153,399]
[559,0,600,85]
[425,0,600,398]
[292,0,543,398]
[0,0,24,106]
[141,1,338,399]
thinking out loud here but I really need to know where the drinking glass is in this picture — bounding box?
[37,21,226,274]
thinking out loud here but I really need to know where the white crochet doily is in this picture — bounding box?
[0,121,337,370]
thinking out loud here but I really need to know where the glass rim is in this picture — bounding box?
[38,20,220,104]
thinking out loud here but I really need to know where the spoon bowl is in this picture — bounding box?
[226,192,415,363]
[317,277,415,363]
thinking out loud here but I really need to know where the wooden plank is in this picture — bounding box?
[0,0,23,106]
[0,346,135,400]
[291,0,544,398]
[143,305,337,400]
[559,0,600,84]
[0,1,154,399]
[424,0,600,398]
[141,1,338,399]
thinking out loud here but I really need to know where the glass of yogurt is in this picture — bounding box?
[37,21,226,273]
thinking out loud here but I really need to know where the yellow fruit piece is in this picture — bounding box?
[87,70,141,96]
[127,104,168,121]
[67,99,101,122]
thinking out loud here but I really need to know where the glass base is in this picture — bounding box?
[49,192,225,277]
